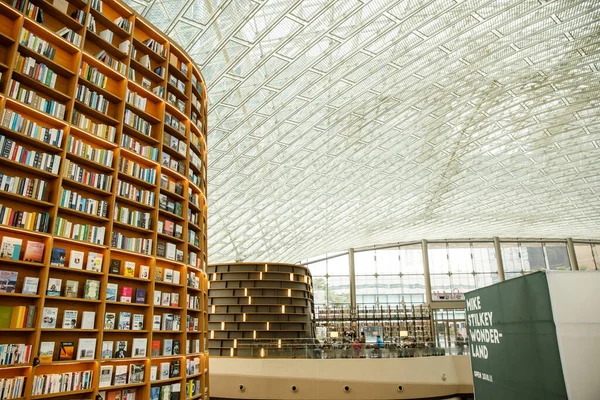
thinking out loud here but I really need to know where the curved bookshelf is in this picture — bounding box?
[0,0,209,398]
[207,262,315,357]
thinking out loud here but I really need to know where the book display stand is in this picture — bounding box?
[0,0,208,398]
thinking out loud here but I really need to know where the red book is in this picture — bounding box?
[151,340,160,356]
[120,286,132,303]
[23,241,44,263]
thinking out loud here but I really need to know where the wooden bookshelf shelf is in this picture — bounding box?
[0,0,208,398]
[31,389,94,399]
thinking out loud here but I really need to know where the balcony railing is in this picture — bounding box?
[222,338,469,359]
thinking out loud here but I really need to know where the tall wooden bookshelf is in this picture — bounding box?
[207,262,315,357]
[0,0,209,398]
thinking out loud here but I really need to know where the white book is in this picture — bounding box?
[69,250,84,269]
[164,268,173,283]
[86,252,103,271]
[99,365,113,388]
[132,338,147,358]
[106,283,118,301]
[76,338,96,360]
[22,276,39,294]
[81,311,95,329]
[150,365,157,381]
[152,315,161,330]
[165,243,176,260]
[39,341,55,363]
[153,290,161,305]
[160,362,170,379]
[102,341,113,359]
[62,310,78,329]
[172,270,180,284]
[41,307,58,328]
[139,265,150,279]
[161,292,170,306]
[113,364,128,385]
[132,314,144,330]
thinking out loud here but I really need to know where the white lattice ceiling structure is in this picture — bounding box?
[125,0,600,263]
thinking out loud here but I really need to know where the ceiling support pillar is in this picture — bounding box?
[421,240,432,304]
[348,248,356,310]
[566,238,579,270]
[494,236,505,281]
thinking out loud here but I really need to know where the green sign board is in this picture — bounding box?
[465,271,567,400]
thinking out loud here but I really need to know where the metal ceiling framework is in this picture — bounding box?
[125,0,600,263]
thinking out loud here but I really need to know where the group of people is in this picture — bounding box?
[347,332,385,358]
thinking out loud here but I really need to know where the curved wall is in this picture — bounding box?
[209,356,473,400]
[208,262,315,356]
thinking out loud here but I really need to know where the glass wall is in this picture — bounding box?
[354,245,425,305]
[429,242,498,300]
[306,253,351,307]
[501,241,573,278]
[573,242,600,270]
[303,238,599,310]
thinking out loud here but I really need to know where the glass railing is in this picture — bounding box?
[222,339,470,359]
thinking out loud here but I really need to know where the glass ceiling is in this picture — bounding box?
[125,0,600,263]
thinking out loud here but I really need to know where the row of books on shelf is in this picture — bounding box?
[51,247,102,269]
[157,240,183,262]
[109,259,150,278]
[0,305,36,329]
[96,49,127,75]
[157,219,182,239]
[46,277,100,299]
[100,389,137,400]
[0,236,43,261]
[168,75,186,95]
[167,92,186,114]
[187,271,202,290]
[0,343,31,365]
[154,291,180,307]
[107,284,147,303]
[54,216,106,244]
[64,158,113,191]
[188,170,202,190]
[159,194,183,216]
[0,203,51,233]
[160,174,184,196]
[126,88,149,112]
[161,152,186,175]
[72,109,117,142]
[0,134,62,174]
[117,179,156,206]
[142,38,166,58]
[8,79,67,120]
[14,53,58,89]
[0,173,49,202]
[45,277,100,300]
[67,135,115,166]
[124,108,152,136]
[57,27,83,46]
[118,158,156,184]
[0,376,26,400]
[188,208,200,226]
[114,204,152,229]
[121,133,159,161]
[162,129,187,157]
[19,28,57,61]
[31,370,93,395]
[60,188,111,217]
[2,109,64,148]
[81,61,109,89]
[76,83,110,114]
[164,112,186,136]
[151,383,181,400]
[99,363,144,388]
[111,232,152,254]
